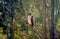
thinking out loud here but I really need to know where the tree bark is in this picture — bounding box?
[50,0,55,39]
[42,0,46,39]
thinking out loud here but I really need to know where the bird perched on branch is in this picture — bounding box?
[27,13,33,27]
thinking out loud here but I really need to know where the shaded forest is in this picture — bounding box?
[0,0,60,39]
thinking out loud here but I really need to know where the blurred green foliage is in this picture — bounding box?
[0,0,60,39]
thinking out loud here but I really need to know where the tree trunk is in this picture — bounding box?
[42,0,46,39]
[9,0,15,39]
[50,0,55,39]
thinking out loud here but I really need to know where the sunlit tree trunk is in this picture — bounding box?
[42,0,46,39]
